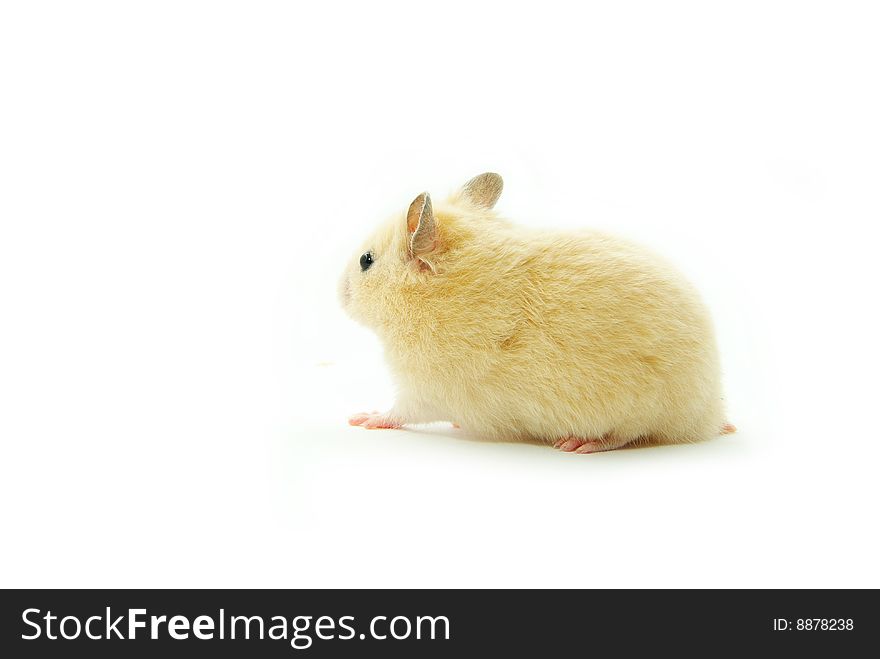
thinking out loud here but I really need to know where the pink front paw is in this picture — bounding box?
[348,411,401,430]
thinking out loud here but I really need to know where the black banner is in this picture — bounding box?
[1,589,875,657]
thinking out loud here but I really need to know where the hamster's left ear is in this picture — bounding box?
[407,192,439,269]
[459,172,503,209]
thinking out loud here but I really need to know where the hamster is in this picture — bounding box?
[339,172,734,453]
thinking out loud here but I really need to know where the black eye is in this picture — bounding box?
[359,251,374,271]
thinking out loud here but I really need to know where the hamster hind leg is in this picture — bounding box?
[552,435,635,454]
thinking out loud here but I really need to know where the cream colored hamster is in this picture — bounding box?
[340,173,734,453]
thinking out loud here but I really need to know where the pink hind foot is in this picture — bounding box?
[553,436,631,454]
[348,411,401,430]
[720,422,737,435]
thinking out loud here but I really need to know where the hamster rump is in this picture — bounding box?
[341,172,732,452]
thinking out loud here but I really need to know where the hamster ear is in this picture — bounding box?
[460,172,503,209]
[406,192,438,261]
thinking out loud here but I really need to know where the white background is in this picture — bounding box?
[1,1,878,588]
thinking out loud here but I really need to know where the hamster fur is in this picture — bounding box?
[340,173,733,453]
